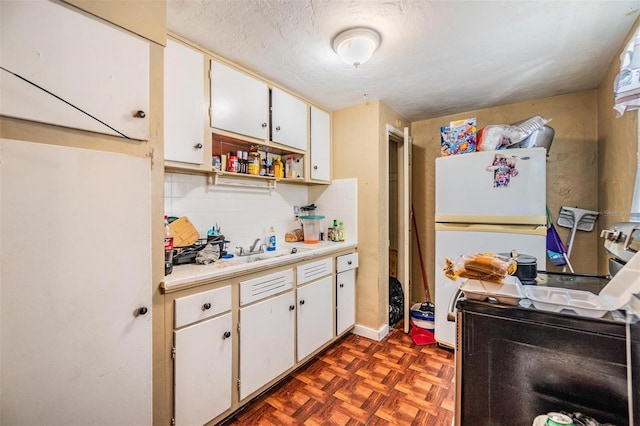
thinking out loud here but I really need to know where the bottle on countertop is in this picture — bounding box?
[267,226,276,251]
[338,221,345,242]
[164,215,174,275]
[332,220,339,242]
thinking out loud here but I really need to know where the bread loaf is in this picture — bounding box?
[285,229,304,242]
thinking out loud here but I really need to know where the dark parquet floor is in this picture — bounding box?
[222,324,455,425]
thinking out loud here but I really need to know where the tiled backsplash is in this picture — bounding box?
[164,173,358,251]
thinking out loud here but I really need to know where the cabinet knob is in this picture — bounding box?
[339,283,344,288]
[313,165,318,170]
[194,143,203,149]
[275,126,281,131]
[299,299,305,305]
[203,302,211,310]
[137,307,148,316]
[261,122,267,128]
[289,305,295,311]
[222,331,231,340]
[347,260,352,265]
[134,110,146,118]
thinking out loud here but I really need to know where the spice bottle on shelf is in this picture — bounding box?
[274,157,283,178]
[227,154,237,172]
[164,215,174,275]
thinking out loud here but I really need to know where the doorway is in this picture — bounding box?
[387,125,411,333]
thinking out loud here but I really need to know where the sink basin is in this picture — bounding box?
[235,247,309,263]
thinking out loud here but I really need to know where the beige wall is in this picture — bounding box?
[597,18,640,273]
[411,91,600,304]
[332,100,408,333]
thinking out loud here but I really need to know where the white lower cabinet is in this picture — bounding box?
[297,275,334,361]
[173,285,232,426]
[336,253,358,335]
[240,290,296,399]
[166,251,356,425]
[174,313,232,426]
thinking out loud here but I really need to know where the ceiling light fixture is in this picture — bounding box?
[332,27,381,68]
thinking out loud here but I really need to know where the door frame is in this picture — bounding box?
[387,125,412,333]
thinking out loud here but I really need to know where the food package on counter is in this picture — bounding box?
[444,252,516,282]
[440,118,477,156]
[285,228,304,242]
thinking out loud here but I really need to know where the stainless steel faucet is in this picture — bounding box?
[237,239,265,256]
[249,238,262,253]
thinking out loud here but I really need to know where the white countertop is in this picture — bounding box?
[162,240,358,291]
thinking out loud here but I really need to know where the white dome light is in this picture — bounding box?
[332,27,381,68]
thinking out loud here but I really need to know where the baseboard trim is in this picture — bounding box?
[352,323,390,341]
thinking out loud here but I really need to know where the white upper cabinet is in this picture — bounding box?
[271,87,308,151]
[310,106,331,182]
[210,60,269,140]
[0,0,149,140]
[164,39,206,164]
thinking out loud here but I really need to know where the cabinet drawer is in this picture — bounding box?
[175,286,231,328]
[336,252,358,273]
[240,269,294,306]
[297,257,333,286]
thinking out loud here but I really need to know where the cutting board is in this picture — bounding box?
[170,216,200,247]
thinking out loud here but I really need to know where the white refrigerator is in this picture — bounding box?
[434,148,548,349]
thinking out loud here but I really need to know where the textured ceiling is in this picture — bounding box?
[167,0,640,121]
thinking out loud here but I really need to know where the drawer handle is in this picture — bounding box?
[194,143,203,149]
[289,305,295,311]
[203,303,211,310]
[261,122,267,128]
[134,110,146,118]
[313,165,318,170]
[339,283,344,288]
[136,307,148,316]
[222,331,231,339]
[299,299,305,305]
[347,260,352,265]
[275,126,281,131]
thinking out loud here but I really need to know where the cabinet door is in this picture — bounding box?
[337,269,356,335]
[271,87,308,151]
[164,39,206,165]
[174,313,232,426]
[310,106,331,181]
[0,139,151,425]
[210,60,268,140]
[297,276,334,361]
[0,1,149,140]
[240,291,295,399]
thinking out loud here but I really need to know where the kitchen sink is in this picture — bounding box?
[234,247,311,263]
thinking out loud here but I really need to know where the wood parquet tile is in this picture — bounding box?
[222,325,455,425]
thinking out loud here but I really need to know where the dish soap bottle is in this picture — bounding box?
[267,226,276,251]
